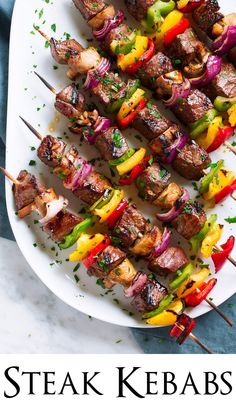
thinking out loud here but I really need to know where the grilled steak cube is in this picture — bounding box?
[172,89,213,124]
[148,247,188,276]
[204,63,236,100]
[193,0,223,34]
[167,28,209,70]
[102,24,134,55]
[43,210,82,242]
[37,136,66,168]
[133,102,171,141]
[55,83,85,119]
[148,124,182,161]
[153,182,182,209]
[93,72,127,105]
[125,0,156,21]
[50,38,83,65]
[137,53,174,90]
[95,127,129,161]
[13,170,45,211]
[132,279,168,312]
[87,245,126,278]
[172,201,206,240]
[72,0,106,20]
[136,162,171,202]
[229,46,236,67]
[173,141,211,181]
[113,204,149,248]
[73,171,110,205]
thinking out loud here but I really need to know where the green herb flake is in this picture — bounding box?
[29,160,36,166]
[225,216,236,224]
[73,263,80,272]
[51,23,56,33]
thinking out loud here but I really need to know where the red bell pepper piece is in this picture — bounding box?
[106,198,128,229]
[169,314,196,344]
[214,179,236,204]
[184,278,217,307]
[125,39,155,75]
[206,126,234,153]
[119,155,151,186]
[118,98,147,129]
[179,0,204,13]
[83,235,110,269]
[164,18,190,46]
[211,236,235,273]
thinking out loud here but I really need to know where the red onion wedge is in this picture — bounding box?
[39,196,68,225]
[212,25,236,55]
[149,228,172,259]
[93,10,125,41]
[164,78,191,107]
[83,58,111,91]
[162,131,188,164]
[84,117,111,144]
[124,272,148,298]
[190,55,222,87]
[156,188,190,222]
[64,158,92,191]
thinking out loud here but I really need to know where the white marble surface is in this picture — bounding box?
[0,237,142,353]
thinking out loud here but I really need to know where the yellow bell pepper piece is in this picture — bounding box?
[177,0,190,9]
[93,189,124,223]
[116,148,146,175]
[153,10,183,45]
[117,88,146,121]
[69,233,104,261]
[203,168,235,201]
[201,223,223,258]
[117,36,148,71]
[176,268,210,298]
[196,116,222,150]
[146,299,184,326]
[228,104,236,127]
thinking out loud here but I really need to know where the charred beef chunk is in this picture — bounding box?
[72,0,105,20]
[55,84,85,119]
[193,0,223,35]
[113,204,149,248]
[154,182,182,209]
[87,245,126,278]
[204,63,236,100]
[149,125,182,161]
[172,201,207,240]
[172,89,213,124]
[137,53,174,89]
[43,210,82,242]
[173,141,210,181]
[50,38,83,65]
[148,247,188,276]
[95,127,129,161]
[93,72,127,105]
[229,46,236,68]
[125,0,156,21]
[136,162,171,202]
[73,171,110,205]
[133,102,171,141]
[37,136,66,168]
[13,170,45,211]
[168,29,207,64]
[102,24,134,55]
[132,279,168,312]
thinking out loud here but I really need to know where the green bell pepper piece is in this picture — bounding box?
[189,109,218,139]
[199,160,224,194]
[142,0,175,33]
[109,148,135,166]
[106,79,141,113]
[169,262,194,291]
[89,188,114,211]
[59,217,93,249]
[190,214,217,253]
[214,96,236,112]
[142,293,175,319]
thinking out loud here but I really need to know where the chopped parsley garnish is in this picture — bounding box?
[51,23,56,33]
[73,263,80,272]
[96,279,105,289]
[225,216,236,223]
[112,130,123,148]
[29,160,36,166]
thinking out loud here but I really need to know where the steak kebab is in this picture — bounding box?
[68,0,236,156]
[2,167,220,353]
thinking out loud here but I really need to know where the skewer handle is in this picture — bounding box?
[205,298,233,327]
[189,332,214,354]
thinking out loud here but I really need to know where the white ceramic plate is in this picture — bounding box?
[5,0,236,327]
